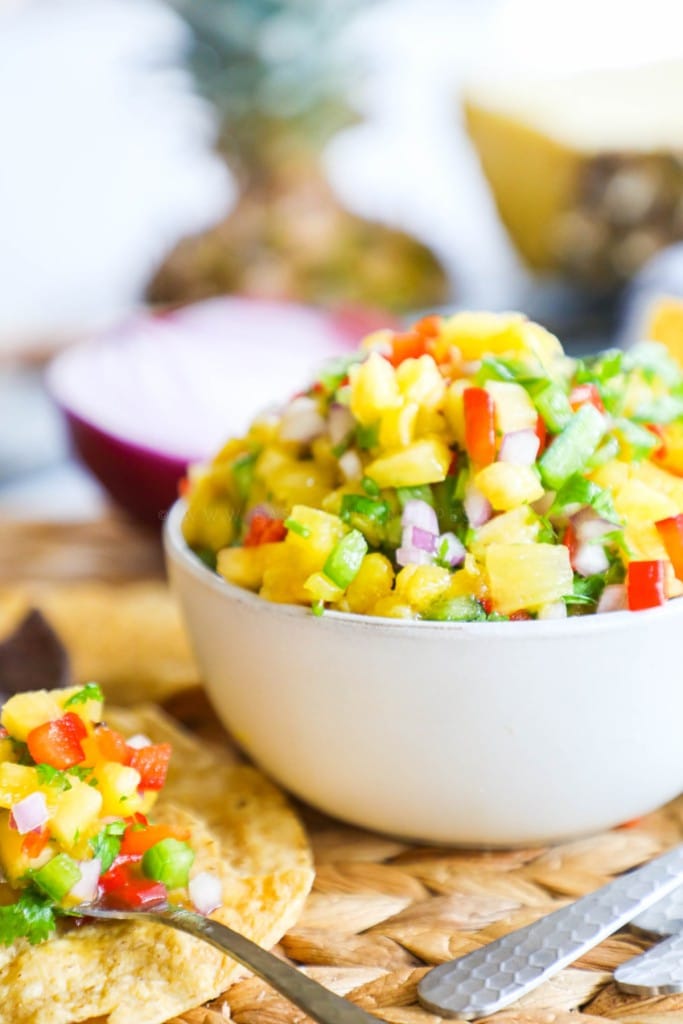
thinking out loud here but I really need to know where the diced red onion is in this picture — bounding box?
[597,583,627,614]
[279,397,326,442]
[338,450,363,481]
[464,482,492,527]
[572,540,610,578]
[126,734,152,750]
[396,546,432,567]
[11,792,48,835]
[498,429,540,466]
[401,499,439,535]
[537,600,567,620]
[573,509,616,542]
[189,871,223,916]
[328,404,355,446]
[69,857,101,904]
[246,503,278,524]
[437,532,466,567]
[405,525,437,553]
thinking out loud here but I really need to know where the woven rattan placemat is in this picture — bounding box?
[6,515,683,1024]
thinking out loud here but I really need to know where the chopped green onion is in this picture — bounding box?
[232,452,258,501]
[142,838,195,890]
[361,476,380,496]
[311,600,325,617]
[284,518,311,538]
[355,422,379,450]
[421,595,486,622]
[396,485,434,509]
[33,854,82,902]
[340,494,389,525]
[64,682,103,707]
[539,405,606,490]
[323,530,368,589]
[531,381,573,433]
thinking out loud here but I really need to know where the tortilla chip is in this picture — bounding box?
[0,583,198,704]
[0,706,314,1024]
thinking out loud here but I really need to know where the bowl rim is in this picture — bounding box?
[164,499,683,638]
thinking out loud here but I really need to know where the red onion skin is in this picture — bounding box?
[464,484,492,528]
[408,526,437,553]
[11,792,48,835]
[597,584,627,614]
[190,872,223,916]
[438,532,466,567]
[396,546,432,568]
[498,429,540,466]
[401,499,439,535]
[572,541,610,578]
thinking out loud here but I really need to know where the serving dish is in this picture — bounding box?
[46,298,364,523]
[165,500,683,846]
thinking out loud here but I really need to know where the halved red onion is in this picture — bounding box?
[189,871,223,916]
[437,532,466,567]
[537,600,567,620]
[126,734,152,750]
[401,499,438,535]
[11,792,48,835]
[328,404,355,446]
[396,546,432,567]
[464,482,492,527]
[279,397,326,443]
[69,857,101,904]
[498,429,540,466]
[338,450,363,481]
[572,540,610,578]
[597,583,627,614]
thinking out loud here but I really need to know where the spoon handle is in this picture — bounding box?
[418,843,683,1019]
[615,931,683,995]
[158,906,381,1024]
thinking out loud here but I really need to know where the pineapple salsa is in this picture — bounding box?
[182,311,683,620]
[0,685,216,945]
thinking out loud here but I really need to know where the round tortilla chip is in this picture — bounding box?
[0,706,314,1024]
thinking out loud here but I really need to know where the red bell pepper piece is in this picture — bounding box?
[93,726,130,765]
[27,712,87,769]
[387,331,428,367]
[464,387,496,466]
[562,521,577,567]
[106,878,168,911]
[21,828,50,859]
[120,822,189,857]
[128,743,172,790]
[243,513,287,547]
[98,855,142,894]
[569,383,605,414]
[413,315,441,340]
[655,514,683,581]
[534,415,548,454]
[627,560,666,611]
[647,424,667,459]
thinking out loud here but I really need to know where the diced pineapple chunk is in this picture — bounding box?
[654,422,683,476]
[469,506,540,559]
[365,439,451,488]
[51,779,103,849]
[303,572,344,604]
[1,691,63,741]
[635,460,683,509]
[55,687,103,726]
[0,763,38,808]
[439,312,528,360]
[485,381,538,434]
[615,479,679,523]
[345,554,395,614]
[624,522,668,561]
[0,738,15,764]
[285,506,347,566]
[97,763,142,818]
[369,596,416,619]
[485,543,573,615]
[349,352,401,425]
[444,379,469,446]
[395,356,446,409]
[0,817,54,883]
[474,463,544,511]
[589,458,631,493]
[217,545,270,591]
[395,565,452,612]
[268,459,335,509]
[379,402,418,449]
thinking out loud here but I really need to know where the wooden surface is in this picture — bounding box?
[7,516,683,1024]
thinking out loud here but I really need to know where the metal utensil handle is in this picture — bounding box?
[615,931,683,995]
[162,906,381,1024]
[418,843,683,1019]
[631,885,683,938]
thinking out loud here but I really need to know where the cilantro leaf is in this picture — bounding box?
[550,474,618,522]
[36,765,94,791]
[0,890,57,946]
[64,682,103,708]
[90,821,125,873]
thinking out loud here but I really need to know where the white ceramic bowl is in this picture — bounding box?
[165,500,683,846]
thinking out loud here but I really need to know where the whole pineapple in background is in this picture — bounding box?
[147,0,448,314]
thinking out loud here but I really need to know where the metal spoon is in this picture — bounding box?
[615,885,683,995]
[65,901,381,1024]
[418,841,683,1019]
